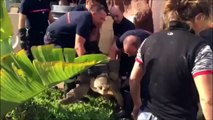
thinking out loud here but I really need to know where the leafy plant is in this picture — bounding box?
[0,0,13,56]
[4,88,115,120]
[0,48,108,117]
[0,1,109,117]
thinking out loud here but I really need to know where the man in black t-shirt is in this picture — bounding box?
[18,0,54,60]
[117,29,151,57]
[108,5,135,77]
[44,4,107,56]
[107,6,135,118]
[112,29,151,76]
[130,21,213,120]
[111,29,150,119]
[109,5,135,50]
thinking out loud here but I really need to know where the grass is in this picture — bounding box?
[3,88,116,120]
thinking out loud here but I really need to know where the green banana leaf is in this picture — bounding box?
[1,48,108,117]
[0,0,13,57]
[31,44,76,62]
[31,44,109,63]
[0,2,109,117]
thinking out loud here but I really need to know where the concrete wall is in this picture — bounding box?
[9,7,21,52]
[151,0,164,32]
[99,16,114,54]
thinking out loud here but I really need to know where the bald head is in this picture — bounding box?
[123,35,141,56]
[120,29,151,56]
[110,5,123,23]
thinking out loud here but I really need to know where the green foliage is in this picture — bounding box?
[0,0,13,56]
[3,89,115,120]
[31,45,76,62]
[0,48,108,117]
[0,2,111,119]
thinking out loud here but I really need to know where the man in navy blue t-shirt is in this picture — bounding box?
[18,0,54,60]
[113,29,151,119]
[44,4,107,56]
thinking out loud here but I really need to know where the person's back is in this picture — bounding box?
[18,0,54,60]
[45,11,93,48]
[20,0,51,31]
[130,1,213,120]
[140,21,207,120]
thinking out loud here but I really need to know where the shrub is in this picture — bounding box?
[3,89,115,120]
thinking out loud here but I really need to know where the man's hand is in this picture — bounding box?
[18,28,28,49]
[108,42,119,60]
[132,105,141,120]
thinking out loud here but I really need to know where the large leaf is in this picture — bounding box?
[31,44,108,64]
[0,0,13,57]
[1,48,108,117]
[31,44,74,62]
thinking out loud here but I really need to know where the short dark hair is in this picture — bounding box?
[89,0,109,13]
[90,4,107,13]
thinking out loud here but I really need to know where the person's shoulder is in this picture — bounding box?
[20,0,30,5]
[20,0,28,3]
[73,4,86,11]
[73,11,90,16]
[71,10,90,16]
[200,28,213,39]
[83,11,91,16]
[79,11,92,20]
[71,11,92,24]
[113,22,118,28]
[176,30,203,42]
[122,29,150,37]
[199,28,213,49]
[123,17,135,26]
[149,29,204,44]
[144,30,166,40]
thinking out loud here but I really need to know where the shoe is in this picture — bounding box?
[115,110,125,119]
[115,110,132,120]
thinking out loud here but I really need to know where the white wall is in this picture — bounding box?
[9,8,21,52]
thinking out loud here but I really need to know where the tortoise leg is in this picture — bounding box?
[59,73,91,105]
[59,83,90,105]
[112,88,124,108]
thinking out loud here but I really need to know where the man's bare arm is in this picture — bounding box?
[75,34,86,56]
[130,62,143,120]
[48,12,55,24]
[194,74,213,120]
[108,36,118,60]
[130,62,143,107]
[108,42,119,60]
[18,13,26,29]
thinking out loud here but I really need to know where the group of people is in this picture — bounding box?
[18,0,212,120]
